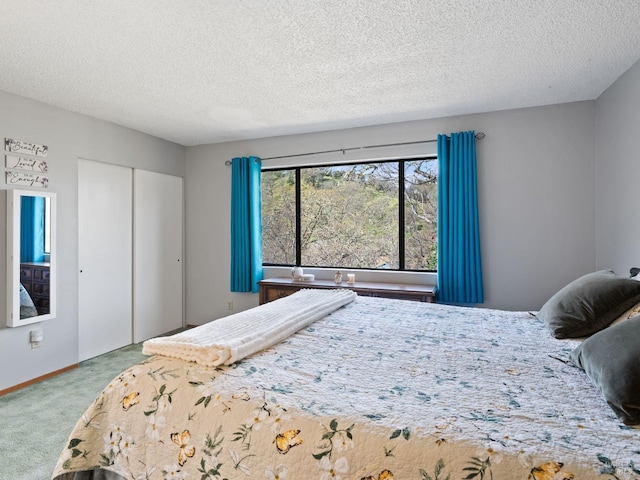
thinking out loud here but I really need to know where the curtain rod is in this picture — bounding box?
[224,131,485,165]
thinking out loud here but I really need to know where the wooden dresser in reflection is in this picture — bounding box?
[20,262,50,315]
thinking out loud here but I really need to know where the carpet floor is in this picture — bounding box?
[0,343,147,480]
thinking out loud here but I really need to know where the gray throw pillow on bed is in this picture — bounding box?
[570,316,640,425]
[538,270,640,339]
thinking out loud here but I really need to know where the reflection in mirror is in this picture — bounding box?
[7,189,56,327]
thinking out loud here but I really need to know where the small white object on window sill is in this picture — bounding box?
[300,274,315,282]
[291,266,304,280]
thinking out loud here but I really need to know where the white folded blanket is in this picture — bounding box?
[142,288,357,366]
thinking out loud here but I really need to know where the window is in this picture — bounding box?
[44,196,51,255]
[262,157,437,271]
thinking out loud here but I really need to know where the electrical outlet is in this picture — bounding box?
[30,329,43,349]
[227,301,233,310]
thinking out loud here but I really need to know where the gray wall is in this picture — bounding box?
[185,101,597,325]
[595,59,640,274]
[0,90,185,391]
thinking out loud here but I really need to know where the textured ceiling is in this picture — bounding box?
[0,1,639,147]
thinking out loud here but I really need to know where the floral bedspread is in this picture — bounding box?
[53,296,640,480]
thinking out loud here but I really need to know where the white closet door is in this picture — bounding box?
[133,169,183,342]
[78,159,133,361]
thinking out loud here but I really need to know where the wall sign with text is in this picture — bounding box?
[4,137,50,187]
[5,154,48,172]
[4,138,48,157]
[5,171,49,188]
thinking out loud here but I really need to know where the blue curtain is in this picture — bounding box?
[20,196,46,263]
[230,156,263,293]
[437,131,484,304]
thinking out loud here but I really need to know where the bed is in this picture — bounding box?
[20,281,38,319]
[52,273,640,480]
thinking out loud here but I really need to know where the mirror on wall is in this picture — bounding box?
[7,189,57,327]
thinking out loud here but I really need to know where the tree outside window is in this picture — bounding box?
[261,157,437,271]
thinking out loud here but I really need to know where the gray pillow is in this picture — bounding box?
[538,270,640,339]
[570,316,640,425]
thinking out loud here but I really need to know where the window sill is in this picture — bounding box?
[262,266,436,286]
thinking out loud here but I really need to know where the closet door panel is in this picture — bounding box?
[133,169,183,342]
[78,160,133,361]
